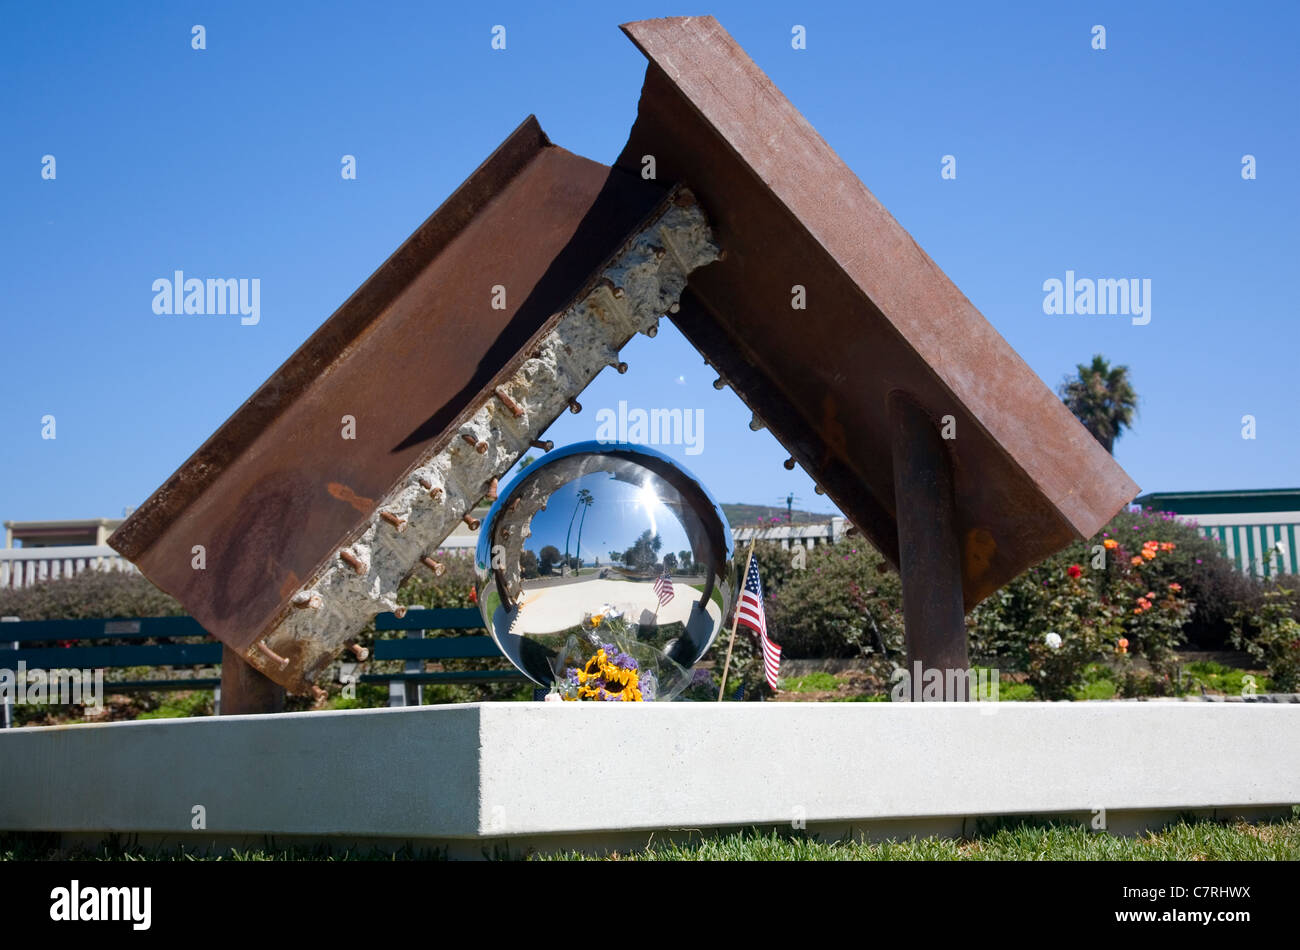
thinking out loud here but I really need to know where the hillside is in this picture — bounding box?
[721,502,840,528]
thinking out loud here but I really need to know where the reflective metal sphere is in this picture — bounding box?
[475,442,735,687]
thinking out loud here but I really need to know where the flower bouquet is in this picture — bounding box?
[550,605,692,702]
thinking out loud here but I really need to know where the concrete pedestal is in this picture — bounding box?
[1,702,1295,857]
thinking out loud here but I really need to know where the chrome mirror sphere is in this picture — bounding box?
[475,442,735,687]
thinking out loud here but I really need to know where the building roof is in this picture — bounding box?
[1134,489,1300,516]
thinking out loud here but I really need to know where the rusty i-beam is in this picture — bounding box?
[109,16,1136,706]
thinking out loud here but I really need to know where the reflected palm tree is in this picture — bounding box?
[563,487,594,575]
[574,489,594,575]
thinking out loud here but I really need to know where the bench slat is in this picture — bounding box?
[372,636,503,660]
[359,670,526,684]
[373,608,483,631]
[0,616,209,642]
[0,643,223,669]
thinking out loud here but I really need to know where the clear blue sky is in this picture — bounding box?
[3,0,1297,528]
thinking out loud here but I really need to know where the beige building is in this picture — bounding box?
[4,518,124,549]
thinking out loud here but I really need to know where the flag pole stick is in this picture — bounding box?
[717,533,757,701]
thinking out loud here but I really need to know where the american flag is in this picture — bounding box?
[653,571,675,607]
[736,555,781,690]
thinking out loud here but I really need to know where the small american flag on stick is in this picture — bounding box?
[736,555,781,690]
[653,570,675,607]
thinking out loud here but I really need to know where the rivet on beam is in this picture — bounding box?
[507,496,522,513]
[645,321,659,338]
[783,457,796,470]
[712,377,726,390]
[484,477,499,501]
[652,245,667,260]
[716,249,729,262]
[749,414,765,431]
[611,360,629,374]
[668,302,680,314]
[421,556,445,577]
[568,398,581,414]
[463,513,481,530]
[348,642,370,661]
[339,549,365,574]
[462,433,488,454]
[380,510,406,532]
[311,685,328,703]
[530,439,553,452]
[392,605,408,619]
[494,386,525,418]
[597,277,625,299]
[291,590,322,609]
[257,640,290,670]
[814,485,826,495]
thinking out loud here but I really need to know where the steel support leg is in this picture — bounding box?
[889,391,970,700]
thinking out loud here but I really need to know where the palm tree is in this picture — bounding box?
[564,488,594,574]
[1058,355,1138,454]
[573,490,595,575]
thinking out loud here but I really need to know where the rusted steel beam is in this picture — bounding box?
[109,115,718,692]
[219,645,285,715]
[889,391,969,698]
[618,16,1138,611]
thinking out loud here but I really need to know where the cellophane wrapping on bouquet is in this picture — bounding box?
[550,607,692,702]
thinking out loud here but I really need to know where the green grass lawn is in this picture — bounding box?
[538,816,1300,861]
[6,813,1297,861]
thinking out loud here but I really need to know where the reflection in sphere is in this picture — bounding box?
[474,442,735,687]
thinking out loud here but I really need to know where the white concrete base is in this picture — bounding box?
[1,703,1296,856]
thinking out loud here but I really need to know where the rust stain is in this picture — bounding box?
[328,482,374,513]
[964,527,997,581]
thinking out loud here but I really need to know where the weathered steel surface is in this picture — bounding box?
[890,391,969,697]
[109,115,718,691]
[616,16,1139,609]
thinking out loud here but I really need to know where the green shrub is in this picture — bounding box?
[967,521,1192,699]
[0,570,182,620]
[764,541,904,664]
[1232,586,1300,692]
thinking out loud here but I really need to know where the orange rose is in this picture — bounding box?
[1103,539,1119,549]
[1131,556,1144,566]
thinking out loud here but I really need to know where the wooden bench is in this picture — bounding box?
[0,615,221,726]
[363,607,527,707]
[0,608,525,724]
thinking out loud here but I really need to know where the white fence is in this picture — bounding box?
[0,545,136,589]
